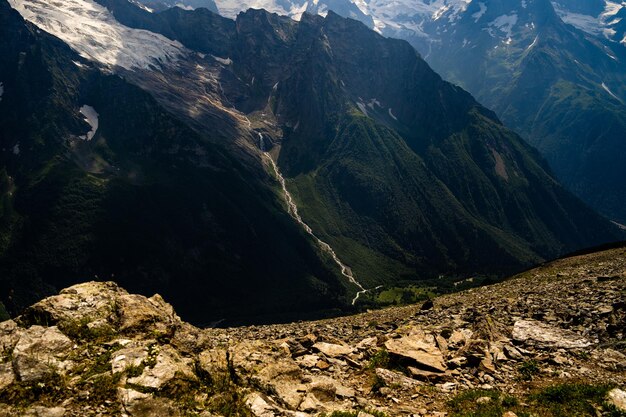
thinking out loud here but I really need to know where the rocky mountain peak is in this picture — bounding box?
[1,246,625,416]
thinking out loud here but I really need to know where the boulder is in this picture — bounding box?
[512,320,592,349]
[117,294,180,335]
[22,407,66,417]
[312,342,353,358]
[253,360,303,409]
[12,326,73,382]
[375,368,421,390]
[127,345,194,389]
[198,347,230,378]
[246,392,280,417]
[296,354,320,368]
[111,342,149,374]
[118,387,150,409]
[607,388,626,412]
[22,281,125,326]
[0,320,22,354]
[385,333,446,373]
[308,375,355,399]
[0,362,15,390]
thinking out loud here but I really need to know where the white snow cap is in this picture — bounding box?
[7,0,186,70]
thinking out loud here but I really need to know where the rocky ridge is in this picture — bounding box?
[0,246,625,416]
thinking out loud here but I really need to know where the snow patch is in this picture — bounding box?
[604,27,618,40]
[489,14,518,38]
[526,35,539,51]
[212,55,232,65]
[7,0,186,70]
[602,82,623,103]
[79,105,99,141]
[367,98,381,109]
[433,4,451,20]
[174,3,194,10]
[130,0,153,12]
[472,2,487,22]
[12,143,20,155]
[602,1,624,19]
[388,108,397,120]
[356,100,369,116]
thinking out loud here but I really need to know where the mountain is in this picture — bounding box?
[0,244,625,415]
[417,0,626,226]
[77,0,624,278]
[216,0,374,27]
[1,0,622,324]
[132,0,219,13]
[0,0,348,325]
[552,0,626,46]
[208,0,626,225]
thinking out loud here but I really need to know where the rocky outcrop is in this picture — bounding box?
[0,246,625,416]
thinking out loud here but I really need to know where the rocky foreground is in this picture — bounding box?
[1,247,626,417]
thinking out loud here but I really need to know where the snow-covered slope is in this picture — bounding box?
[215,0,373,27]
[7,0,186,70]
[553,0,626,44]
[133,0,219,13]
[208,0,624,49]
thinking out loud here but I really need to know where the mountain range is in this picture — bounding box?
[178,0,626,226]
[0,0,622,324]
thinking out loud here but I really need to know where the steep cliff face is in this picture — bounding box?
[0,245,625,416]
[93,1,623,283]
[0,0,348,324]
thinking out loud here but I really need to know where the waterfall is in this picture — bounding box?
[264,152,379,305]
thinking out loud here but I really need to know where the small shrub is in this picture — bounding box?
[0,372,67,407]
[208,389,252,417]
[448,389,519,417]
[80,343,122,380]
[369,374,386,394]
[531,383,614,417]
[367,349,390,370]
[125,363,145,378]
[89,372,121,403]
[59,317,113,342]
[518,359,540,381]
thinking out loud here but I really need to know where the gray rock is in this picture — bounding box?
[0,362,15,391]
[22,406,66,417]
[12,326,73,382]
[127,345,194,389]
[246,392,280,417]
[512,320,592,349]
[385,333,446,373]
[607,388,626,412]
[375,368,421,390]
[312,342,353,358]
[254,360,303,409]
